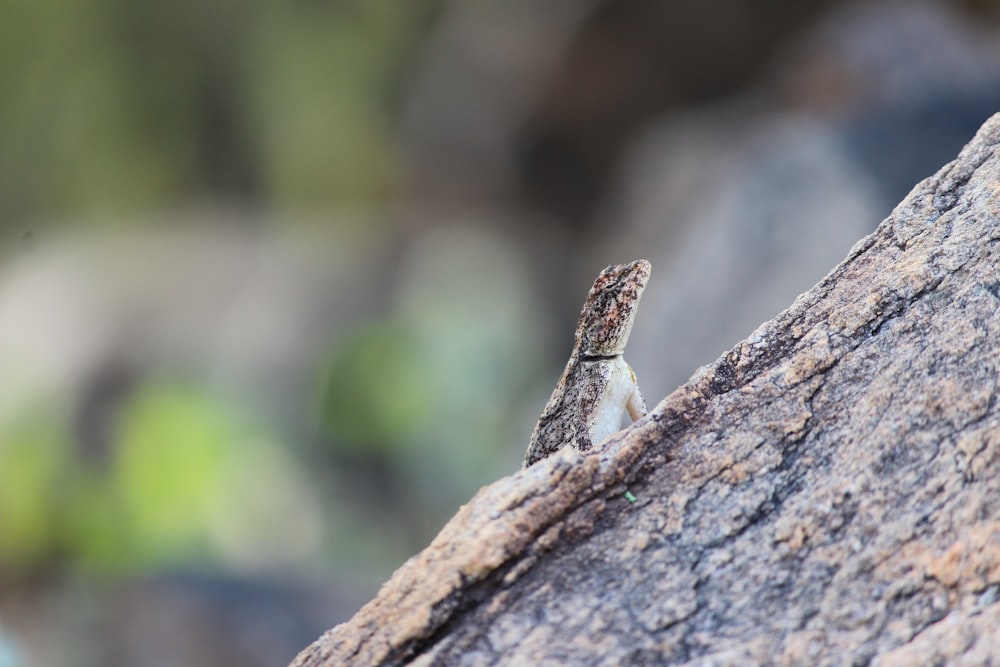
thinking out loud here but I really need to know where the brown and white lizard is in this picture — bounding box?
[523,259,650,467]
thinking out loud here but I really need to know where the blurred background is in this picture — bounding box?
[1,0,999,664]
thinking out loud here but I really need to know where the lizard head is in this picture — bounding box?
[575,259,651,358]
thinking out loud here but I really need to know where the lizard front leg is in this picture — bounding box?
[626,388,647,421]
[626,367,647,421]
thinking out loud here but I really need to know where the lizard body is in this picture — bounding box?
[523,259,650,468]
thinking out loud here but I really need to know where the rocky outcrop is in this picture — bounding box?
[292,112,1000,666]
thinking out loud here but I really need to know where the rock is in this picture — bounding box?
[290,112,1000,666]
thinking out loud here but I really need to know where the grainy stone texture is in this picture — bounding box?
[290,112,1000,666]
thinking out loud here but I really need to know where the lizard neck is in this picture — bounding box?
[579,353,622,361]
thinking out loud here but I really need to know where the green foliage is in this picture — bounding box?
[318,322,433,455]
[315,238,543,530]
[0,0,438,226]
[0,379,320,575]
[108,380,237,567]
[0,0,197,220]
[0,418,68,569]
[248,1,426,208]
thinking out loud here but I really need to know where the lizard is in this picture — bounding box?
[523,259,651,467]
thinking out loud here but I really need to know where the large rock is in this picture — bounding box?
[291,112,1000,666]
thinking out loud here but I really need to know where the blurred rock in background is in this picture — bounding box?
[1,1,999,665]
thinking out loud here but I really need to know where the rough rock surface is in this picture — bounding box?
[291,112,1000,666]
